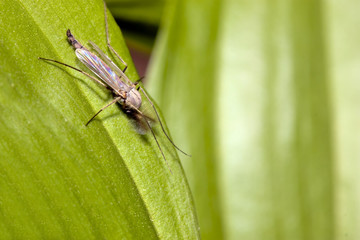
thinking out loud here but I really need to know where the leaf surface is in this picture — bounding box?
[0,0,199,239]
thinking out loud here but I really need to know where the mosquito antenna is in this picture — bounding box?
[139,88,191,157]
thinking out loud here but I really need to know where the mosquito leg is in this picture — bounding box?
[134,78,143,90]
[38,57,108,88]
[138,87,191,157]
[104,1,128,73]
[86,96,122,126]
[127,102,173,174]
[144,118,173,174]
[134,76,145,86]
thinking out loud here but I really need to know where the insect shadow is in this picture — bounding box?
[38,1,190,173]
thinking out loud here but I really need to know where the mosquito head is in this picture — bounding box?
[126,87,142,110]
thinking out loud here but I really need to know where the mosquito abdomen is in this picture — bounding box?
[67,29,84,50]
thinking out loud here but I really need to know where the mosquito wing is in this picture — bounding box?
[75,48,128,92]
[88,41,132,85]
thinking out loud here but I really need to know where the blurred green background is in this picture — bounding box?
[1,0,359,239]
[116,0,360,239]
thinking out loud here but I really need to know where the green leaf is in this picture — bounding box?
[326,0,360,239]
[0,0,199,239]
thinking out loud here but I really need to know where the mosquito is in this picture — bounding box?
[39,1,190,173]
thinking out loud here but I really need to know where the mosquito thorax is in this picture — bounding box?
[126,87,142,109]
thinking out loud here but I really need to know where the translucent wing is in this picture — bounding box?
[75,48,128,92]
[88,41,133,85]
